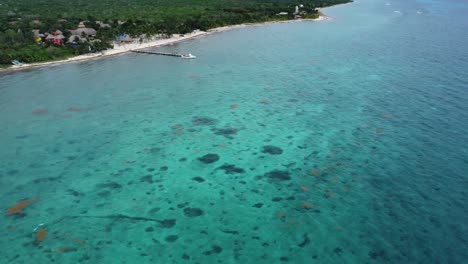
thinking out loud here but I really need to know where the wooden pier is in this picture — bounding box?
[130,50,182,57]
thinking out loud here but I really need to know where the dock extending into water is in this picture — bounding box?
[130,50,182,57]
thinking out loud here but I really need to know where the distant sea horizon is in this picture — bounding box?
[1,0,467,263]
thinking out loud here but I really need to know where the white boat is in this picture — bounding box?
[11,60,23,66]
[181,53,196,59]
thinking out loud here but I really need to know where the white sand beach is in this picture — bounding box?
[1,15,330,72]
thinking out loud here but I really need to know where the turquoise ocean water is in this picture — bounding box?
[1,0,468,263]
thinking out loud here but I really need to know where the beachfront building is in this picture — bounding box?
[31,29,67,44]
[69,27,97,37]
[32,29,41,38]
[68,21,97,37]
[293,4,311,19]
[32,29,43,43]
[67,35,87,49]
[45,32,65,45]
[68,35,86,43]
[116,33,133,44]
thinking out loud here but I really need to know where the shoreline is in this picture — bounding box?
[0,15,331,73]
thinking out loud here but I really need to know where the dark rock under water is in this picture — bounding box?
[198,153,220,164]
[217,164,245,174]
[262,145,283,155]
[265,170,291,181]
[183,207,204,217]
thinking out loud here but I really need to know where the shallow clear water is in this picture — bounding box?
[1,0,468,263]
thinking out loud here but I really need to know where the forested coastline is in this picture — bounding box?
[0,0,351,65]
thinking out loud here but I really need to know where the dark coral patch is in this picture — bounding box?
[192,177,205,183]
[97,191,111,197]
[159,219,176,228]
[165,235,179,242]
[147,147,160,153]
[221,230,239,235]
[183,207,204,217]
[212,245,223,253]
[193,117,217,126]
[212,127,238,138]
[217,164,245,174]
[334,247,343,256]
[177,202,188,208]
[96,182,122,189]
[198,154,220,164]
[298,234,310,248]
[7,170,19,176]
[368,249,387,260]
[262,145,283,155]
[265,170,291,181]
[203,245,223,255]
[140,175,153,183]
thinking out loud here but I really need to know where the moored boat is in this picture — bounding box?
[11,60,24,67]
[181,53,196,59]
